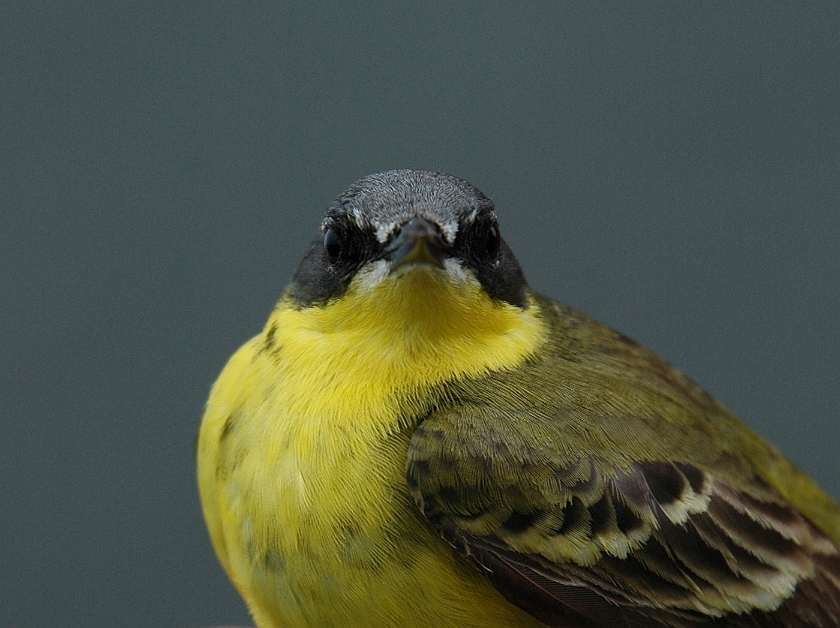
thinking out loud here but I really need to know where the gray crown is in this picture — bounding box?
[326,170,495,244]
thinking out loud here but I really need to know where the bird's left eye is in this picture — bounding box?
[484,223,501,258]
[323,228,342,263]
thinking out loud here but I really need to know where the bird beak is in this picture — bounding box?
[384,217,449,271]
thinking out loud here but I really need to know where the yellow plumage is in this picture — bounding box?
[197,265,546,627]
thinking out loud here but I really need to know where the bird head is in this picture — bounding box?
[287,170,529,317]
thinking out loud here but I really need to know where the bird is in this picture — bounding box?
[196,169,840,628]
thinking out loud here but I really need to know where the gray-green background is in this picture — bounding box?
[2,3,838,627]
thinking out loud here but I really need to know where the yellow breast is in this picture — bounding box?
[197,267,547,628]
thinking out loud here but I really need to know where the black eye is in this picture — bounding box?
[485,223,500,258]
[323,228,341,263]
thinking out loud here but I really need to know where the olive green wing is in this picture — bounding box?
[406,302,840,627]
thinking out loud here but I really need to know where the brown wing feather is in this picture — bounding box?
[406,296,840,626]
[408,442,840,627]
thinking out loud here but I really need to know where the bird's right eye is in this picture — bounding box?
[324,228,342,263]
[484,223,501,259]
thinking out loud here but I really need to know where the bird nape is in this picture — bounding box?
[197,170,840,628]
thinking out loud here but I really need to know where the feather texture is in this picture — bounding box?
[407,295,840,627]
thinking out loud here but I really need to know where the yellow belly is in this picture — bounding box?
[198,344,543,628]
[217,398,539,626]
[197,272,547,628]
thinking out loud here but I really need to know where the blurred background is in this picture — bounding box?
[2,3,838,627]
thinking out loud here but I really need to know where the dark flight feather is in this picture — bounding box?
[407,294,840,627]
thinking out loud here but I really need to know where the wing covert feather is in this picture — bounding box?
[406,297,840,626]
